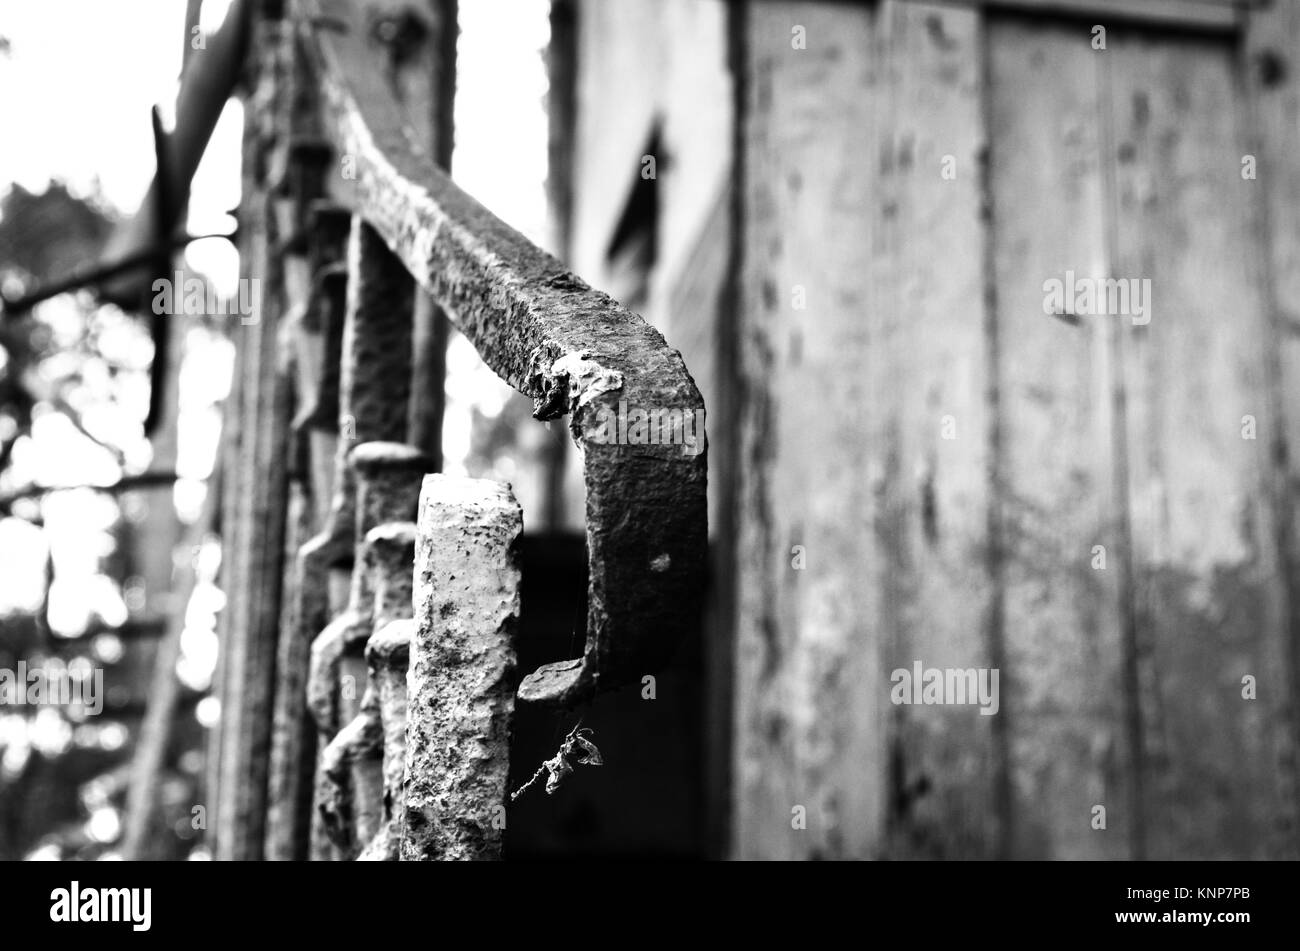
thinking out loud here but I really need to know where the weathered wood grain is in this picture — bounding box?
[867,2,1002,860]
[215,14,295,861]
[1108,27,1288,858]
[1245,0,1300,858]
[733,1,886,859]
[987,18,1132,859]
[980,0,1240,31]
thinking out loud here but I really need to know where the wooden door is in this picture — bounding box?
[734,0,1300,859]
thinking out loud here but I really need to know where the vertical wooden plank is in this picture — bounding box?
[1245,0,1300,858]
[734,1,885,860]
[987,17,1132,858]
[215,11,294,861]
[736,0,999,861]
[870,2,1001,859]
[1110,27,1289,858]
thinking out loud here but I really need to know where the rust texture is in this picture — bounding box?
[291,209,417,859]
[264,33,350,863]
[318,686,383,858]
[301,0,707,706]
[342,218,415,444]
[307,443,428,857]
[307,444,428,739]
[402,475,522,861]
[299,215,414,585]
[360,617,413,861]
[317,521,415,858]
[298,202,351,424]
[265,210,350,862]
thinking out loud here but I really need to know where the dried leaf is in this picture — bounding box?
[573,734,603,766]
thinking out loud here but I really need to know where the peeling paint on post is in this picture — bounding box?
[402,475,522,861]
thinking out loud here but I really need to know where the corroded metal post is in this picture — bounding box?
[266,199,350,861]
[402,475,522,861]
[301,0,708,709]
[358,616,414,861]
[318,521,416,858]
[308,442,428,857]
[276,211,415,860]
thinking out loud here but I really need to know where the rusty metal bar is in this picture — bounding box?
[265,209,351,860]
[318,521,415,858]
[286,214,416,860]
[264,26,352,860]
[358,616,414,861]
[307,442,428,856]
[299,0,708,708]
[402,475,523,860]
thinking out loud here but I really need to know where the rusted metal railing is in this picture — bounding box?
[205,0,706,861]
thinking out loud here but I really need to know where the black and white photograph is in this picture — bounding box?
[0,0,1292,933]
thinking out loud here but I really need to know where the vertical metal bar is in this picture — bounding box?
[307,443,427,857]
[265,202,350,860]
[318,522,416,858]
[402,475,522,861]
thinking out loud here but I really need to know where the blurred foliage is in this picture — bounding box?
[0,182,113,282]
[0,183,117,478]
[0,182,204,861]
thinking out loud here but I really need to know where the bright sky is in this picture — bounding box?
[0,0,189,211]
[0,0,551,620]
[0,0,551,860]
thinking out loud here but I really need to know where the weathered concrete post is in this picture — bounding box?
[402,475,522,861]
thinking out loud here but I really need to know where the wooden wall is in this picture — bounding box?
[732,0,1300,859]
